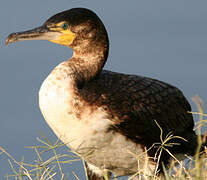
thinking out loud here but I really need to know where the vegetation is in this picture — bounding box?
[1,95,207,180]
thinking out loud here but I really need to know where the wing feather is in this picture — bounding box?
[79,70,194,143]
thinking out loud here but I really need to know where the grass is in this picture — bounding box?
[0,137,81,180]
[1,95,207,180]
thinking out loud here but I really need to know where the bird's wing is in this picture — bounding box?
[79,70,194,143]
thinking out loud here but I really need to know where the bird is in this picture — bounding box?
[6,8,207,179]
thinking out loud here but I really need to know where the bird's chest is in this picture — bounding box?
[38,67,113,153]
[38,68,157,176]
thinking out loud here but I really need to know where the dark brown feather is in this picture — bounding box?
[79,70,196,155]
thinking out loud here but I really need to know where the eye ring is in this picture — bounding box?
[62,23,69,30]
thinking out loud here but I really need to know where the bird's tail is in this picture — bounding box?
[175,131,207,157]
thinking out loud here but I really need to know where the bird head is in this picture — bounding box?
[6,8,108,49]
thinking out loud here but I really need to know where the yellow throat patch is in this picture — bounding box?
[49,22,75,46]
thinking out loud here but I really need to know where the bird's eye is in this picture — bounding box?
[62,23,69,30]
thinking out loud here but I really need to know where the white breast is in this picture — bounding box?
[38,61,156,177]
[39,61,113,152]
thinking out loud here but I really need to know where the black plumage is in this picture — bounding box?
[79,70,198,172]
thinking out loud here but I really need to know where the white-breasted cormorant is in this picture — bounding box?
[6,8,207,179]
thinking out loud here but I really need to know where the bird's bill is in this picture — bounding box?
[6,25,62,46]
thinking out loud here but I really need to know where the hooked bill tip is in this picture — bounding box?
[6,37,10,46]
[6,33,17,46]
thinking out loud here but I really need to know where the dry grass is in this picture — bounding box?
[1,95,207,180]
[0,136,81,180]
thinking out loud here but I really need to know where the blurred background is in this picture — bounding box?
[1,0,207,179]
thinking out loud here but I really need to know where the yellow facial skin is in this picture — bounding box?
[49,22,75,46]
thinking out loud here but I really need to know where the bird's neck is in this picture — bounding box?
[68,40,109,88]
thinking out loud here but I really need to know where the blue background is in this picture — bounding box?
[1,0,207,179]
